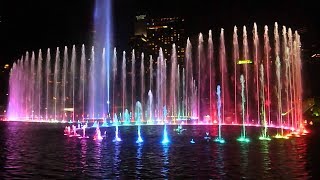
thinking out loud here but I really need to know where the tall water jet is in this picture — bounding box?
[208,30,216,123]
[170,44,178,123]
[237,74,250,142]
[93,0,113,117]
[53,48,61,121]
[263,26,271,125]
[293,31,303,131]
[122,51,126,120]
[31,52,36,120]
[101,48,106,119]
[253,23,260,124]
[80,45,86,121]
[62,46,68,122]
[288,29,295,129]
[233,26,239,124]
[185,38,193,117]
[149,55,153,92]
[45,49,51,121]
[219,28,230,124]
[274,57,285,138]
[157,49,166,122]
[37,50,43,120]
[259,65,271,140]
[177,65,181,119]
[89,47,96,119]
[214,85,225,143]
[131,50,136,122]
[112,48,117,121]
[242,26,250,124]
[140,53,145,122]
[274,23,283,136]
[197,33,204,122]
[182,68,186,118]
[71,45,76,122]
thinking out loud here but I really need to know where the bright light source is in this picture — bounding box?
[237,60,253,64]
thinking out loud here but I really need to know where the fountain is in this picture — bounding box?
[123,109,130,125]
[174,123,186,134]
[113,114,122,142]
[147,90,154,125]
[93,125,103,141]
[79,124,89,139]
[259,65,271,141]
[7,23,305,139]
[237,75,250,143]
[214,85,225,143]
[135,101,143,143]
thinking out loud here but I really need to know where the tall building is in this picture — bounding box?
[146,17,186,66]
[134,14,147,37]
[129,14,148,60]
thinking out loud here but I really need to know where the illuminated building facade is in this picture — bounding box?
[147,17,186,66]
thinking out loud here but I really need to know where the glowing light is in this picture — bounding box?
[136,125,143,143]
[190,139,195,144]
[93,126,103,141]
[237,136,250,143]
[274,134,289,139]
[214,137,226,143]
[113,125,122,142]
[259,136,271,141]
[237,59,253,64]
[161,125,169,144]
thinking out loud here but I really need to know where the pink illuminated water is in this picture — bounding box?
[7,23,304,133]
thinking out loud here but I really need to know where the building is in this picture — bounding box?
[129,14,149,61]
[146,17,186,66]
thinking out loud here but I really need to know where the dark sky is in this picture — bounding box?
[0,0,319,98]
[1,0,319,62]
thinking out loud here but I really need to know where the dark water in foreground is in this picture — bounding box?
[0,122,319,179]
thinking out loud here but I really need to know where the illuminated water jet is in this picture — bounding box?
[214,85,225,143]
[237,75,250,143]
[93,126,103,141]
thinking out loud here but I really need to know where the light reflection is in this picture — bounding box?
[135,143,143,178]
[239,143,249,178]
[113,141,121,177]
[161,144,170,178]
[215,144,225,176]
[260,141,271,177]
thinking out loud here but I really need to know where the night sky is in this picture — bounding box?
[1,0,319,104]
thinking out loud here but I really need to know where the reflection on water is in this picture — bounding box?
[161,144,170,178]
[239,143,249,179]
[0,122,316,179]
[135,143,143,178]
[214,144,225,177]
[113,141,121,177]
[260,141,271,177]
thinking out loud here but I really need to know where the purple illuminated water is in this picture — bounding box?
[7,23,304,133]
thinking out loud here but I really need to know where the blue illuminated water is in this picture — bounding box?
[0,122,317,179]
